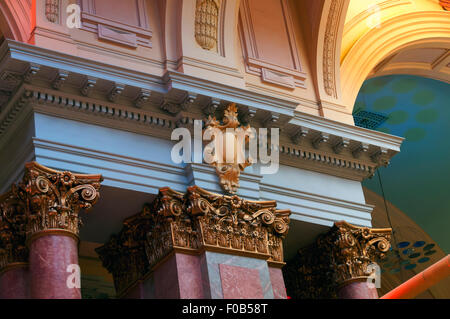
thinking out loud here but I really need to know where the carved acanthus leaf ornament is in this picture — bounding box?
[18,162,103,238]
[0,188,28,269]
[97,186,291,296]
[284,221,391,299]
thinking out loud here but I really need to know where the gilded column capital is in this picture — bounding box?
[328,221,391,285]
[98,186,291,296]
[185,186,290,266]
[0,187,28,270]
[96,205,153,296]
[18,162,103,241]
[284,221,391,298]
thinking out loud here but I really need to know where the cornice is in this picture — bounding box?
[4,40,166,93]
[291,110,404,152]
[0,85,400,182]
[164,71,299,116]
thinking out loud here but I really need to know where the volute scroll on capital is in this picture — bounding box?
[18,161,103,239]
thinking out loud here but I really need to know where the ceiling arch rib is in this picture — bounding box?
[340,11,450,110]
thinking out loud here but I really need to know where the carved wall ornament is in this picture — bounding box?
[204,103,253,194]
[284,221,391,298]
[45,0,59,23]
[18,162,103,239]
[0,188,28,270]
[97,186,290,296]
[195,0,220,50]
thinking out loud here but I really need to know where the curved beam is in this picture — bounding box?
[0,0,33,43]
[341,11,450,110]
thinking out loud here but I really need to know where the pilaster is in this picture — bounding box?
[97,186,291,299]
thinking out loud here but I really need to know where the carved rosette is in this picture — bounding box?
[195,0,219,50]
[0,188,28,270]
[284,221,391,299]
[97,186,290,296]
[18,162,103,239]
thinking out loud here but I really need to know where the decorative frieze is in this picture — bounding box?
[18,162,103,239]
[97,186,291,295]
[284,221,391,299]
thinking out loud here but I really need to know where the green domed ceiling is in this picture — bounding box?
[355,75,450,254]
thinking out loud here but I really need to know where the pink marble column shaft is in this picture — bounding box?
[337,281,379,299]
[29,233,81,299]
[0,263,30,299]
[269,267,287,299]
[154,253,205,299]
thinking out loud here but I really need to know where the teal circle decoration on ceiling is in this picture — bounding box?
[412,90,436,106]
[416,109,438,123]
[361,77,390,94]
[373,96,397,111]
[404,127,426,142]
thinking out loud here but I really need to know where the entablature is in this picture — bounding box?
[0,40,403,184]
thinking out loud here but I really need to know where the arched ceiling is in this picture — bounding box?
[368,43,450,83]
[340,0,450,109]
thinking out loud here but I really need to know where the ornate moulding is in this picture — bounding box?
[322,0,345,98]
[97,186,291,296]
[0,41,403,184]
[284,221,391,299]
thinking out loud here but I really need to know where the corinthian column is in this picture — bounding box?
[19,162,102,299]
[0,188,29,299]
[284,221,391,299]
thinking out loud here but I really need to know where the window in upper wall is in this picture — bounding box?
[78,0,152,48]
